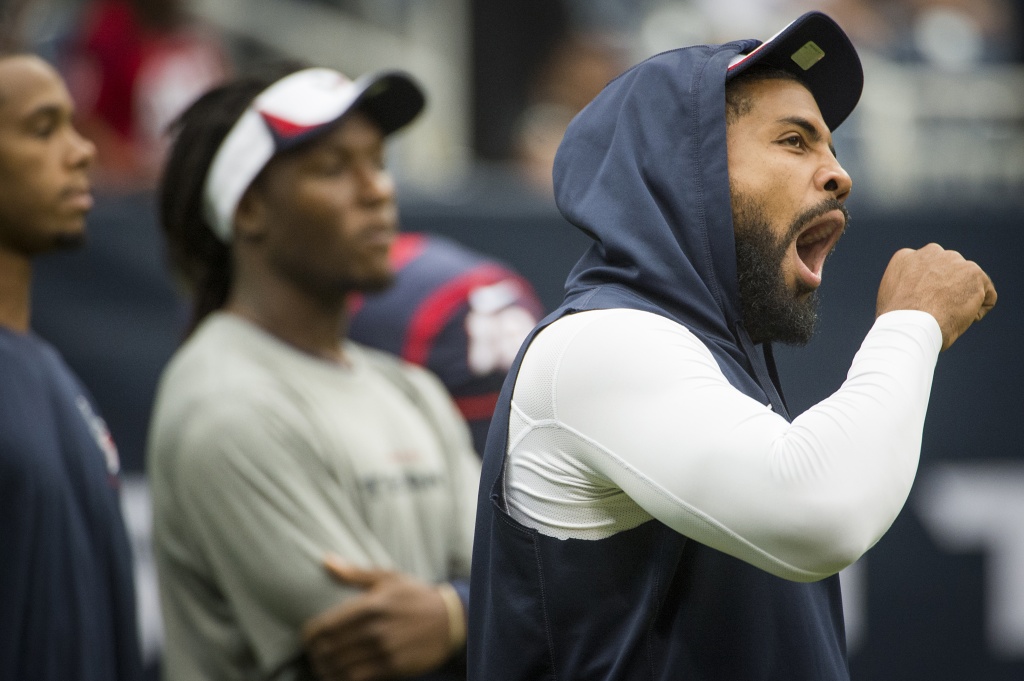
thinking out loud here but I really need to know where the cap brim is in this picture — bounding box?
[268,70,426,151]
[352,71,426,137]
[727,11,863,130]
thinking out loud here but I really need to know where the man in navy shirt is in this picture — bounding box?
[0,48,142,681]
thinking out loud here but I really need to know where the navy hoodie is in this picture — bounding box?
[468,38,849,681]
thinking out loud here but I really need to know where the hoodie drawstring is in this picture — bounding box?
[736,322,791,420]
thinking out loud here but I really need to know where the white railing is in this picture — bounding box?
[853,56,1024,203]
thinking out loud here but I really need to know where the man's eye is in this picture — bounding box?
[781,135,804,148]
[315,157,349,174]
[31,119,58,138]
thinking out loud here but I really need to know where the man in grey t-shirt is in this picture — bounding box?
[148,64,478,681]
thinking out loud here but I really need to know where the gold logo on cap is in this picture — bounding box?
[791,41,825,70]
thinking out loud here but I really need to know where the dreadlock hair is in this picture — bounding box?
[159,61,307,334]
[725,64,802,126]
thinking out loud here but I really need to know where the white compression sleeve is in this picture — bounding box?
[504,308,942,582]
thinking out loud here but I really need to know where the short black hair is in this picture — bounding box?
[159,61,307,333]
[725,64,803,125]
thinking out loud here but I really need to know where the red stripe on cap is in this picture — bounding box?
[259,111,322,139]
[728,43,766,71]
[454,392,500,421]
[402,264,510,365]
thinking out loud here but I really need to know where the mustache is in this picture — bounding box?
[784,198,850,242]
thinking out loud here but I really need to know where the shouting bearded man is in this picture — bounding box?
[467,11,996,681]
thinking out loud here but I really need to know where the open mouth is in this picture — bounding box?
[794,212,846,285]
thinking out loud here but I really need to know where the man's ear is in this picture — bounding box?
[233,187,267,242]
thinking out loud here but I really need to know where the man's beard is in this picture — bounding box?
[732,194,847,346]
[278,261,395,308]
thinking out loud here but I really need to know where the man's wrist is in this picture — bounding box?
[436,582,467,651]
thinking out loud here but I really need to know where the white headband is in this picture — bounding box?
[202,67,425,242]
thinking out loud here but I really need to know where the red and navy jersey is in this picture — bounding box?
[349,233,544,455]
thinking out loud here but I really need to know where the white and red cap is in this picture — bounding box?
[727,11,863,131]
[203,67,425,242]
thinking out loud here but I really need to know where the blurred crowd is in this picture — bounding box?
[506,0,1024,195]
[17,0,1023,198]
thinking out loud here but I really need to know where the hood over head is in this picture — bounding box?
[555,40,748,345]
[553,12,862,347]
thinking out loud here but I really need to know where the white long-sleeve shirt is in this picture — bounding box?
[503,308,942,582]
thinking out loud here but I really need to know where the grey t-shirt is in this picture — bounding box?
[148,313,479,680]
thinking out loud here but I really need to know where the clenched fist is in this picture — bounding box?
[876,243,997,351]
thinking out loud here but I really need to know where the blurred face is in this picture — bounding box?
[0,55,96,255]
[726,77,852,344]
[240,112,398,300]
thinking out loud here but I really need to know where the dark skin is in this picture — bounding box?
[876,243,996,351]
[227,112,462,681]
[726,78,996,349]
[302,556,457,681]
[0,54,95,332]
[229,113,398,362]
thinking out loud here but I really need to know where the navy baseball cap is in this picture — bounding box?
[203,67,425,242]
[727,11,863,131]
